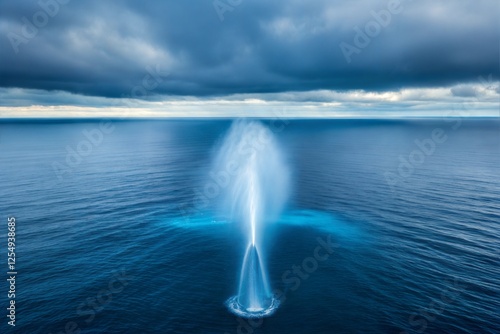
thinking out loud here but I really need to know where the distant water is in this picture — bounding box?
[0,119,498,334]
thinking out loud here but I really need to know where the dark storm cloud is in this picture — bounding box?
[0,0,498,100]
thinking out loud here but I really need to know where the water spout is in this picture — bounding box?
[237,244,271,312]
[215,120,289,318]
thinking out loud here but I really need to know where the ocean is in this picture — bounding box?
[0,118,498,334]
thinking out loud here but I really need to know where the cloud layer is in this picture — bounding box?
[0,0,498,116]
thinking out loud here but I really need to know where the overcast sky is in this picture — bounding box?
[0,0,498,117]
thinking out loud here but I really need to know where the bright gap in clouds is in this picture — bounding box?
[0,83,498,118]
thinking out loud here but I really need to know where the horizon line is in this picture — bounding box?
[0,116,499,121]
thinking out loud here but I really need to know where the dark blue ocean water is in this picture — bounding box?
[0,119,499,334]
